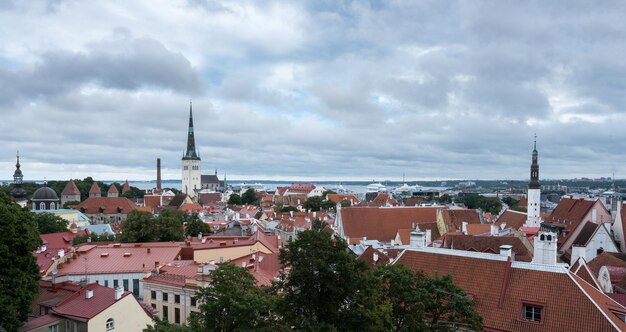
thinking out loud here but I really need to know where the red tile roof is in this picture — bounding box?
[107,184,118,194]
[396,248,626,331]
[587,252,626,276]
[326,194,360,205]
[56,243,182,276]
[20,314,62,331]
[340,207,438,243]
[61,180,81,196]
[466,223,492,235]
[442,233,534,262]
[122,180,131,194]
[76,197,139,214]
[357,246,390,267]
[229,252,281,286]
[52,283,131,320]
[495,210,528,230]
[443,208,481,232]
[88,182,101,195]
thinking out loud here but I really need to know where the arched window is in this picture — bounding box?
[40,202,45,210]
[106,318,114,330]
[50,202,55,210]
[546,235,552,241]
[540,234,545,241]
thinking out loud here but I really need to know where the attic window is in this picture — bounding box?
[521,303,543,323]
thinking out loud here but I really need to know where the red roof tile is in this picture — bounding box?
[107,184,118,194]
[122,180,131,194]
[326,194,361,205]
[52,283,131,320]
[88,182,101,195]
[61,180,81,196]
[397,248,626,331]
[442,233,534,262]
[495,210,528,230]
[443,208,481,232]
[340,207,438,243]
[76,197,139,214]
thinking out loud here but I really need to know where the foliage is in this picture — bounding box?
[502,196,519,207]
[340,199,352,207]
[228,193,243,205]
[303,196,334,211]
[62,200,80,209]
[189,264,288,332]
[120,210,186,242]
[144,317,191,332]
[34,212,68,234]
[321,189,336,199]
[0,192,41,331]
[242,188,259,205]
[157,210,186,242]
[437,194,453,204]
[119,210,156,242]
[277,226,391,331]
[72,232,116,245]
[184,213,211,237]
[460,194,502,215]
[420,274,483,331]
[280,205,298,213]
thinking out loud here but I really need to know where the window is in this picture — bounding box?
[151,303,156,309]
[175,294,180,304]
[50,202,55,210]
[163,292,169,301]
[175,307,181,324]
[133,278,139,296]
[191,296,197,307]
[106,318,115,330]
[104,280,109,288]
[123,279,129,291]
[113,279,119,288]
[65,320,73,332]
[151,290,157,300]
[522,304,543,323]
[40,202,45,210]
[163,305,169,322]
[48,325,59,332]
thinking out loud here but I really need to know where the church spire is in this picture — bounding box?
[183,101,200,161]
[11,151,27,199]
[529,134,540,189]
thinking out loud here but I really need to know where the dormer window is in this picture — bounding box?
[106,318,114,330]
[522,303,543,323]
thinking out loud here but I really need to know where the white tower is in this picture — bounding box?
[525,136,541,227]
[532,231,557,265]
[182,102,201,198]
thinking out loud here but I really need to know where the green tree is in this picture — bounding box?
[184,213,211,237]
[73,232,116,245]
[280,205,297,213]
[119,210,156,242]
[277,227,391,330]
[156,210,185,242]
[189,264,287,332]
[373,264,428,331]
[242,188,259,205]
[437,194,452,204]
[460,194,502,215]
[321,189,336,199]
[420,274,483,331]
[0,192,41,331]
[144,317,191,332]
[303,196,323,211]
[62,200,80,209]
[228,193,243,205]
[34,212,68,234]
[340,199,352,208]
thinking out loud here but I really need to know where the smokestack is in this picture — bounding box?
[157,158,162,190]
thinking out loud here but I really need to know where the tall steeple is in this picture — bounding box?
[183,101,200,161]
[525,134,542,227]
[11,151,27,199]
[529,134,540,189]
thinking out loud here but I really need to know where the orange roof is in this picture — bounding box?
[107,184,118,194]
[495,210,528,230]
[466,223,492,235]
[52,283,133,320]
[357,246,390,267]
[61,180,81,196]
[340,207,438,243]
[122,180,131,194]
[397,248,626,331]
[88,182,101,194]
[326,194,360,205]
[442,233,534,262]
[76,197,140,214]
[443,208,481,232]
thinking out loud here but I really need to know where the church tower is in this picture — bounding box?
[181,102,201,198]
[10,151,27,199]
[525,136,541,227]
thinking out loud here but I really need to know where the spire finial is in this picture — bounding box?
[16,150,20,168]
[534,133,537,150]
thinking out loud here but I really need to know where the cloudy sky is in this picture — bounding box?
[1,0,626,182]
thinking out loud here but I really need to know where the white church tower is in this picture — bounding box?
[525,136,541,227]
[181,102,201,198]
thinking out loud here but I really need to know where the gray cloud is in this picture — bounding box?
[2,0,626,181]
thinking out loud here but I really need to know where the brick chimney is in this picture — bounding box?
[156,158,162,191]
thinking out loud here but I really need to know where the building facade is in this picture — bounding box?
[182,103,201,198]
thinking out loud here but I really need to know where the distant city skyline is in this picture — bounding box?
[2,1,626,181]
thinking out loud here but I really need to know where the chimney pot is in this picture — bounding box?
[85,289,93,299]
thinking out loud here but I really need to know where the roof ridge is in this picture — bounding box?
[567,271,626,331]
